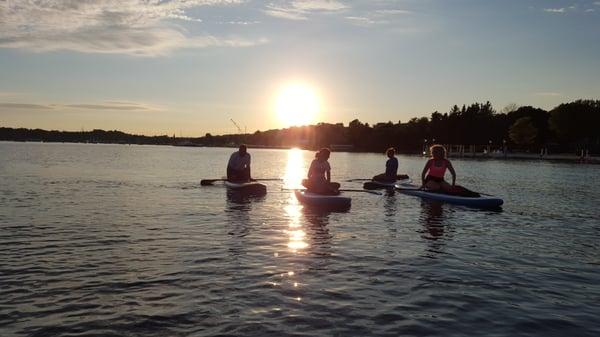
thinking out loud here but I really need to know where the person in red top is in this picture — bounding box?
[421,144,456,192]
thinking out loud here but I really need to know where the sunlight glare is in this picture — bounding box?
[275,83,320,127]
[283,148,305,189]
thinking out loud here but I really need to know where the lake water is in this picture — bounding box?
[1,142,599,337]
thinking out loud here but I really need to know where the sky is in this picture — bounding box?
[1,0,599,136]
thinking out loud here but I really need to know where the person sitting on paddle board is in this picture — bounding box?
[302,148,340,195]
[372,147,401,182]
[227,144,252,182]
[421,144,456,192]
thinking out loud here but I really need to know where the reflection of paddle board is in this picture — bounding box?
[294,190,351,209]
[224,181,267,195]
[398,184,503,208]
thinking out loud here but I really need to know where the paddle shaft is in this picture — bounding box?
[201,178,281,185]
[339,189,382,195]
[282,188,382,195]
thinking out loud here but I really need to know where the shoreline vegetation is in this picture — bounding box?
[2,100,598,163]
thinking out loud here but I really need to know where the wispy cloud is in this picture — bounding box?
[544,8,566,13]
[0,101,161,111]
[0,0,266,56]
[345,7,412,27]
[373,9,412,16]
[264,0,347,20]
[292,0,347,11]
[63,102,153,111]
[264,5,308,20]
[0,103,52,110]
[345,16,380,26]
[218,20,262,25]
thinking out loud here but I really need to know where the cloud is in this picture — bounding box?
[264,5,308,20]
[292,0,347,11]
[218,20,262,25]
[345,16,382,26]
[63,103,152,111]
[595,1,600,5]
[543,8,566,13]
[0,0,266,56]
[345,7,412,27]
[264,0,346,20]
[0,103,52,109]
[0,101,163,111]
[373,9,412,16]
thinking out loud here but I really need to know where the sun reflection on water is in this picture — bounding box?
[283,148,308,252]
[283,148,305,189]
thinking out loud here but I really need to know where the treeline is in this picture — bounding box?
[2,99,599,154]
[0,128,173,145]
[203,100,600,154]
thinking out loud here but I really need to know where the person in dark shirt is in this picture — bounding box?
[372,147,401,182]
[227,144,252,182]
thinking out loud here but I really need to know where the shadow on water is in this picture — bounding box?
[416,200,503,258]
[225,190,266,209]
[300,207,334,260]
[417,200,454,257]
[224,190,265,259]
[383,191,398,218]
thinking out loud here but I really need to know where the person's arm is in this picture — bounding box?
[447,160,456,186]
[421,160,430,185]
[307,161,315,179]
[326,168,331,182]
[247,154,251,179]
[227,153,235,169]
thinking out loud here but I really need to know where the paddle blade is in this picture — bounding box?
[200,179,217,186]
[363,182,380,190]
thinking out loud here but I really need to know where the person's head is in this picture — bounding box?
[430,144,446,160]
[386,147,396,158]
[238,144,247,156]
[316,148,331,161]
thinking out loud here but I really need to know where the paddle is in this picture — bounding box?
[346,175,410,182]
[339,189,383,195]
[201,178,282,186]
[394,184,422,191]
[200,178,225,185]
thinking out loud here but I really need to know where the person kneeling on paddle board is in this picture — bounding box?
[372,147,408,182]
[421,145,456,193]
[227,144,252,182]
[302,148,340,195]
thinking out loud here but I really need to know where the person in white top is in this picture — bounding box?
[302,148,340,195]
[227,144,252,182]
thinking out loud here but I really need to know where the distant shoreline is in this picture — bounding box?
[2,139,598,164]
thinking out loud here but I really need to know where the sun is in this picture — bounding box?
[275,83,320,127]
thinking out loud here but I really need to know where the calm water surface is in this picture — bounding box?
[1,142,599,337]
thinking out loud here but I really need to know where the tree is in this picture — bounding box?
[549,100,600,143]
[506,106,550,146]
[502,103,519,114]
[509,117,538,146]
